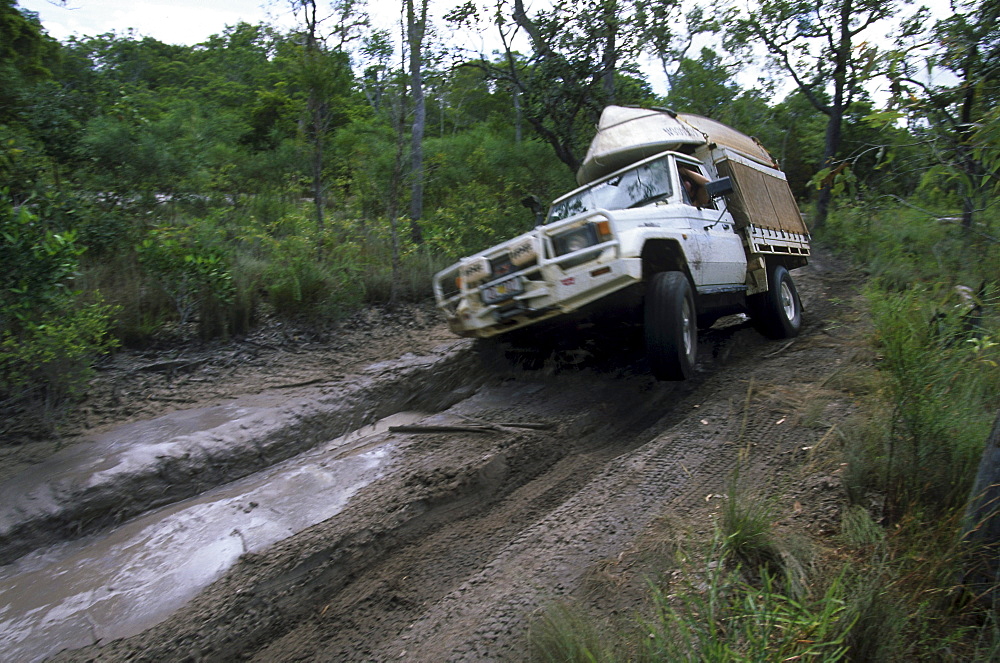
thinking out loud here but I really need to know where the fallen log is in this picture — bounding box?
[389,424,498,434]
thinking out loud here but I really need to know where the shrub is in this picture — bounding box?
[262,234,364,319]
[0,197,118,409]
[0,302,118,407]
[865,283,999,520]
[136,225,236,331]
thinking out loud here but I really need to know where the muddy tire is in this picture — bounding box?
[645,271,696,381]
[749,264,802,339]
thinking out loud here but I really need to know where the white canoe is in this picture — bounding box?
[577,106,777,185]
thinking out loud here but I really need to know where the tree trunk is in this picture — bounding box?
[600,1,618,104]
[815,103,843,228]
[814,0,852,229]
[513,86,522,143]
[961,410,1000,606]
[387,101,407,307]
[958,41,979,230]
[299,0,326,241]
[310,93,326,237]
[406,0,428,245]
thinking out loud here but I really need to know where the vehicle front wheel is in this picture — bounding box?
[645,271,696,381]
[749,264,802,339]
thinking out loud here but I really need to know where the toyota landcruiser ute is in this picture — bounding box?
[433,106,811,380]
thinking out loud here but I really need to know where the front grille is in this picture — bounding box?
[490,254,516,278]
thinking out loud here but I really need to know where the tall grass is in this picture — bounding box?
[822,200,999,291]
[530,603,615,663]
[859,283,999,520]
[78,202,451,344]
[531,528,853,662]
[640,568,852,662]
[822,198,1000,657]
[823,200,999,521]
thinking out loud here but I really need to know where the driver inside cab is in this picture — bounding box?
[678,166,710,209]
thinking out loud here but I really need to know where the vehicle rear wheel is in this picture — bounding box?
[749,263,802,339]
[645,271,696,381]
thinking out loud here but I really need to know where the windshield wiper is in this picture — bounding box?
[628,192,669,208]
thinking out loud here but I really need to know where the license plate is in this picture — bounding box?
[480,275,523,304]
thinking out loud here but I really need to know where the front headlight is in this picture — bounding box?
[552,224,599,257]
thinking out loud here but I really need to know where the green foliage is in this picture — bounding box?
[529,539,853,663]
[662,47,741,119]
[759,91,828,199]
[820,199,1000,658]
[0,194,117,407]
[0,301,118,406]
[862,282,998,519]
[0,200,83,323]
[824,204,999,521]
[136,226,235,328]
[262,232,364,318]
[822,202,1000,288]
[0,1,60,122]
[972,105,1000,198]
[645,570,850,662]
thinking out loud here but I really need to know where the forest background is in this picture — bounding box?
[2,1,1000,658]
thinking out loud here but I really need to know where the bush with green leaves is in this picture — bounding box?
[0,195,117,408]
[851,282,999,520]
[0,301,118,408]
[261,231,365,318]
[135,226,235,332]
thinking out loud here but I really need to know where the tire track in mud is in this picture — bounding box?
[52,369,700,662]
[348,349,808,661]
[249,377,700,663]
[50,254,859,662]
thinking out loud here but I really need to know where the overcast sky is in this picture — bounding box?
[20,0,958,47]
[18,0,955,98]
[18,0,286,44]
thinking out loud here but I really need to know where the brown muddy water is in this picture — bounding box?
[0,410,426,663]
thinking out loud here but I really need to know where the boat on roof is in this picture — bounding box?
[576,106,777,185]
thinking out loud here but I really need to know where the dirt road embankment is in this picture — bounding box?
[2,251,865,662]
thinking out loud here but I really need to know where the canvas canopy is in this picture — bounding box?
[715,155,809,236]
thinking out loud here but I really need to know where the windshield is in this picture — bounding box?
[547,156,674,223]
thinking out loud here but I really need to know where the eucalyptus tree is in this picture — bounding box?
[285,0,367,236]
[640,0,730,95]
[448,0,654,174]
[406,0,429,243]
[726,0,908,226]
[662,47,742,119]
[888,0,1000,229]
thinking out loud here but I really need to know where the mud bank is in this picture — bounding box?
[0,344,480,566]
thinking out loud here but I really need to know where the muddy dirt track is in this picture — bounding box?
[1,250,865,662]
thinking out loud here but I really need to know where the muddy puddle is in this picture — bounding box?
[0,411,427,663]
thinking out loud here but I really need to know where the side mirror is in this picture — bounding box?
[705,177,734,199]
[521,195,544,225]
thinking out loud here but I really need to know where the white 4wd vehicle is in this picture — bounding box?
[433,107,810,380]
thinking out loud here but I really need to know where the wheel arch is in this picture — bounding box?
[641,239,694,285]
[765,254,808,273]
